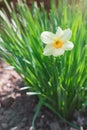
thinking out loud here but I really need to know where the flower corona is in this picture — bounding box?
[53,39,63,49]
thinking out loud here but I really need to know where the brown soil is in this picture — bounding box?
[0,60,87,130]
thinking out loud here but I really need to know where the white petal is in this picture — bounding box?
[56,27,63,38]
[53,48,64,57]
[63,41,74,50]
[60,28,72,41]
[43,44,55,56]
[41,31,55,44]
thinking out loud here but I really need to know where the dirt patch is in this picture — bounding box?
[0,60,87,130]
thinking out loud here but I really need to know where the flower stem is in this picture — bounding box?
[32,97,44,130]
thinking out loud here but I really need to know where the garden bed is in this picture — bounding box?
[0,60,87,130]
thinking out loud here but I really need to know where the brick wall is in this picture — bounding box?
[0,0,79,12]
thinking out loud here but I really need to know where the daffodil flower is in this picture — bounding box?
[41,27,74,56]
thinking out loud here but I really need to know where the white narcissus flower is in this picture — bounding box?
[41,27,74,56]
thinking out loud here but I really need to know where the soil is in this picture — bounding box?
[0,59,87,130]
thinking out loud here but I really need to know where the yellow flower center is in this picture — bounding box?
[53,39,63,49]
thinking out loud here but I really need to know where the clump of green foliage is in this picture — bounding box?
[0,0,87,129]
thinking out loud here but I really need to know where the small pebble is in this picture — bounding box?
[1,123,8,129]
[0,115,4,121]
[22,117,27,122]
[70,128,77,130]
[29,126,34,130]
[50,122,60,130]
[10,126,18,130]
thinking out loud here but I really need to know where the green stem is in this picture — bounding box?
[68,94,78,118]
[32,97,44,130]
